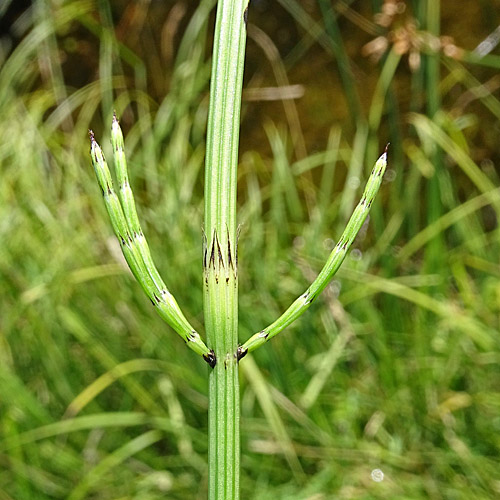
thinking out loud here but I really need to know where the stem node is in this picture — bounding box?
[203,350,217,369]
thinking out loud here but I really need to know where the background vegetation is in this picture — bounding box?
[1,0,499,498]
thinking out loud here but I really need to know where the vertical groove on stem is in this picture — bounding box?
[204,0,248,498]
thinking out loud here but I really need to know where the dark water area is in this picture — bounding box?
[2,0,500,168]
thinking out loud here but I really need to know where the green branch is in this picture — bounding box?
[239,147,388,357]
[89,121,214,365]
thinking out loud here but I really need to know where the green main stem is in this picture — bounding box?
[204,1,248,498]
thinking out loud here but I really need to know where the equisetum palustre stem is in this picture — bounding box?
[90,118,387,365]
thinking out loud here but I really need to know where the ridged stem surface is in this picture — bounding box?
[204,1,248,498]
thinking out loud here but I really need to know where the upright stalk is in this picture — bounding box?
[90,3,387,497]
[204,1,248,498]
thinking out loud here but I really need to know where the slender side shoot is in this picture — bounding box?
[239,147,389,357]
[90,119,215,365]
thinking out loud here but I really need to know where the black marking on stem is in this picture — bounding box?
[304,291,315,305]
[149,297,155,306]
[187,330,197,342]
[243,6,249,26]
[209,236,216,269]
[202,230,208,275]
[236,225,241,269]
[203,350,217,368]
[227,235,233,271]
[153,293,161,304]
[236,346,248,361]
[216,233,224,268]
[259,330,269,340]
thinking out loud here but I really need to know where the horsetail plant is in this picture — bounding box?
[89,0,387,498]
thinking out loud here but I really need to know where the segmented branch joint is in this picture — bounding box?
[203,350,217,368]
[236,346,248,361]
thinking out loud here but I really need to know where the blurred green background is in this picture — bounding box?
[1,0,499,498]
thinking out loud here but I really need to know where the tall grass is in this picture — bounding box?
[1,1,499,499]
